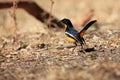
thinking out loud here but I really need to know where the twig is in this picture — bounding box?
[34,44,82,52]
[12,0,18,34]
[47,0,55,27]
[50,0,54,14]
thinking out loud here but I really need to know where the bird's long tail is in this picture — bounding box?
[79,20,97,37]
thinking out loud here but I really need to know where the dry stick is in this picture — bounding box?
[50,0,54,14]
[47,0,54,27]
[12,0,18,34]
[34,44,82,52]
[0,1,63,28]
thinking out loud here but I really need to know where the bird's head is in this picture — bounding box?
[60,18,71,24]
[58,18,73,29]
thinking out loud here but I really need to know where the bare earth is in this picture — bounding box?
[0,0,120,80]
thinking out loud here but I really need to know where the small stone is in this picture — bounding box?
[93,35,100,42]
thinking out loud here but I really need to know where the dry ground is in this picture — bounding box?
[0,0,120,80]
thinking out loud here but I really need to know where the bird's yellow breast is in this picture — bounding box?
[66,36,77,43]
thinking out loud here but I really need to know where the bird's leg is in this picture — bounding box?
[82,38,86,47]
[72,43,77,53]
[81,44,86,53]
[80,38,86,53]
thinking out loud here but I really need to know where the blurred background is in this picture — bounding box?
[0,1,120,80]
[0,0,120,35]
[33,0,120,27]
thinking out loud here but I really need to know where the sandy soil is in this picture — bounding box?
[0,0,120,80]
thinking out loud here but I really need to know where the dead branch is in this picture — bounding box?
[0,1,94,29]
[0,1,63,28]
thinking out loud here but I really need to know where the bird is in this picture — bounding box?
[58,18,97,52]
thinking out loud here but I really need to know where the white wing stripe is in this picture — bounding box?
[65,32,78,41]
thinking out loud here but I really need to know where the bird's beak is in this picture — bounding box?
[58,20,66,28]
[57,20,62,24]
[57,20,65,28]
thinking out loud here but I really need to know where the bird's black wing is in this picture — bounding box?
[65,27,79,41]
